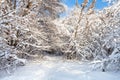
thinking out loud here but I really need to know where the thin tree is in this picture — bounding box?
[75,0,79,7]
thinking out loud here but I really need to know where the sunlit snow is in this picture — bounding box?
[0,56,120,80]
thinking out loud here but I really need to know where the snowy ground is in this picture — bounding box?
[0,56,120,80]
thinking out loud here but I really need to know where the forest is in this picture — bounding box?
[0,0,120,80]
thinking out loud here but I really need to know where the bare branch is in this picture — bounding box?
[88,0,96,11]
[75,0,79,7]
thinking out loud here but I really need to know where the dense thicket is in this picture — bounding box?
[54,0,120,71]
[0,0,120,72]
[0,0,65,72]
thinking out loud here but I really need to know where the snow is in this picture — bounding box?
[0,56,120,80]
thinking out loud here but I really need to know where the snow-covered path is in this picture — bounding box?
[0,56,120,80]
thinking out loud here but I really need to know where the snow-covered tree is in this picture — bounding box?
[54,0,120,71]
[0,0,65,72]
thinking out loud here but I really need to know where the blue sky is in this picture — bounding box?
[62,0,109,10]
